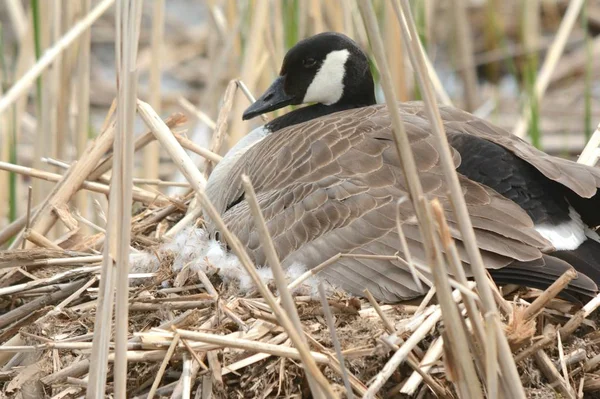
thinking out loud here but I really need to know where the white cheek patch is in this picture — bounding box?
[303,49,350,105]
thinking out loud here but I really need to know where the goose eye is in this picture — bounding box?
[303,58,316,68]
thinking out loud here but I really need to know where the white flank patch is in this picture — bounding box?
[534,206,586,250]
[129,227,322,295]
[303,49,350,105]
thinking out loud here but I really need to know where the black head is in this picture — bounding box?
[243,32,376,120]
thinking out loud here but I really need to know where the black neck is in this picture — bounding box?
[265,102,372,132]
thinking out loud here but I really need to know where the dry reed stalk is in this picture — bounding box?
[241,175,329,399]
[400,337,444,395]
[512,0,586,138]
[364,284,473,398]
[9,119,116,250]
[286,253,341,292]
[56,2,77,167]
[22,186,33,249]
[431,200,491,383]
[221,333,289,376]
[144,0,165,182]
[0,0,115,115]
[88,1,142,397]
[228,0,269,146]
[75,0,92,223]
[147,334,180,399]
[173,133,223,163]
[0,161,168,206]
[236,79,269,122]
[177,97,216,129]
[317,283,354,399]
[534,348,576,398]
[89,113,187,180]
[5,0,27,42]
[137,101,336,397]
[451,0,479,111]
[362,289,395,333]
[384,1,408,102]
[33,1,56,211]
[321,0,343,32]
[209,79,237,160]
[0,255,103,270]
[174,329,330,365]
[522,268,577,321]
[23,229,62,250]
[162,205,202,239]
[0,278,86,329]
[137,101,207,190]
[309,0,325,34]
[578,123,600,166]
[392,1,526,396]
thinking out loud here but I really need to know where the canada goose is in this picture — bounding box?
[205,32,600,303]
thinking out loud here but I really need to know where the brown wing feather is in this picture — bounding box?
[210,103,576,301]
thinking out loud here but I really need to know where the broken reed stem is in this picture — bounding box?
[174,329,329,364]
[241,175,328,399]
[392,1,525,397]
[173,132,222,163]
[90,113,188,180]
[534,349,576,399]
[177,97,216,129]
[147,334,179,399]
[512,0,586,138]
[364,284,474,398]
[516,294,600,364]
[11,119,117,250]
[136,100,335,398]
[24,228,62,250]
[523,268,577,321]
[0,161,168,206]
[0,0,115,115]
[400,337,444,396]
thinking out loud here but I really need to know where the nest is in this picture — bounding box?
[1,154,600,398]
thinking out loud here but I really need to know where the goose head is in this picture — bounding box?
[242,32,376,120]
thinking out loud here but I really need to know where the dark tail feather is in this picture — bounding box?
[552,238,600,284]
[489,255,598,303]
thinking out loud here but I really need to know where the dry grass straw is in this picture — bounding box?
[0,0,115,115]
[451,0,479,111]
[512,0,586,138]
[143,0,165,182]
